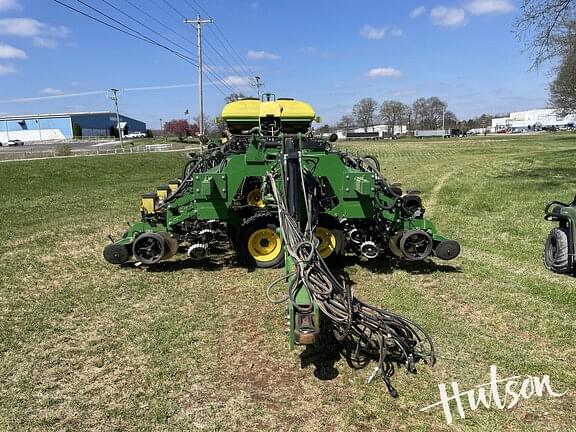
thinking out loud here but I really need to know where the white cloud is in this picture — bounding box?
[33,38,58,48]
[366,67,402,78]
[360,25,403,40]
[0,43,26,59]
[0,0,20,12]
[430,7,468,27]
[223,75,251,87]
[466,0,514,15]
[410,6,426,18]
[0,18,43,36]
[41,87,64,95]
[247,50,280,60]
[0,63,16,76]
[0,18,70,48]
[300,46,318,54]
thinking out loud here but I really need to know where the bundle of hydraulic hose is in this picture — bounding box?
[268,173,436,397]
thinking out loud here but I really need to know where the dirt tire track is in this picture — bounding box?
[426,171,453,214]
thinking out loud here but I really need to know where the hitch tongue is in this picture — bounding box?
[294,311,319,345]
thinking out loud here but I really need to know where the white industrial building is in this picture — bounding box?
[335,124,407,139]
[492,109,576,132]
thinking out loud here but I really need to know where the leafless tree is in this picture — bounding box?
[352,98,378,132]
[550,45,576,112]
[194,114,215,136]
[412,97,448,129]
[380,100,409,134]
[515,0,575,67]
[224,92,247,103]
[337,114,355,133]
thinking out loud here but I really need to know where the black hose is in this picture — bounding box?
[267,170,435,397]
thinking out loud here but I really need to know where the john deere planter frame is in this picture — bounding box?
[104,94,461,395]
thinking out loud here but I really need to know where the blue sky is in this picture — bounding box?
[0,0,554,128]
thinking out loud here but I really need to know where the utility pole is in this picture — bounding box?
[184,15,213,143]
[108,88,124,149]
[253,75,264,99]
[36,116,43,143]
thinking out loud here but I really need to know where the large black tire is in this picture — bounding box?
[237,216,284,269]
[544,227,572,274]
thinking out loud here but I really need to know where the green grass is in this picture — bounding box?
[1,134,575,431]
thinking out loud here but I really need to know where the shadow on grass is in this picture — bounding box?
[120,250,461,275]
[495,167,576,192]
[299,320,342,381]
[497,167,576,180]
[121,245,247,273]
[145,257,239,272]
[337,255,461,275]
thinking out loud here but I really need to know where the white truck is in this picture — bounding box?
[414,129,451,138]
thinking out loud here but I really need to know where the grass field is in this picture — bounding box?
[1,134,575,431]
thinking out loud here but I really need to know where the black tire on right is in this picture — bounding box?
[544,227,572,274]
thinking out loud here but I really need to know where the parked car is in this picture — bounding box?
[125,132,146,139]
[7,139,24,146]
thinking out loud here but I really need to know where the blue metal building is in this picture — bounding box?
[0,112,146,144]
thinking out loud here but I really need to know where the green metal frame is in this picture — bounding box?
[111,129,454,348]
[117,132,445,247]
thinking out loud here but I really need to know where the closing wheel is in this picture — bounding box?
[132,232,177,265]
[544,227,572,274]
[103,243,130,265]
[246,189,265,208]
[238,217,284,268]
[434,240,461,260]
[399,229,433,261]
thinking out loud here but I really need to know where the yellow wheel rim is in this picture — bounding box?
[314,227,337,258]
[247,228,282,262]
[247,189,265,208]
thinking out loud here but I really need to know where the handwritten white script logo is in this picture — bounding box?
[420,365,566,425]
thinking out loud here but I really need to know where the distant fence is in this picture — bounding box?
[144,144,172,152]
[0,143,198,162]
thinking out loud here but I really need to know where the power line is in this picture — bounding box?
[183,0,211,18]
[125,0,191,45]
[204,39,245,79]
[138,0,252,93]
[50,0,236,96]
[97,0,195,58]
[179,0,255,77]
[52,0,198,66]
[134,0,245,95]
[160,0,186,19]
[141,0,183,22]
[210,25,255,77]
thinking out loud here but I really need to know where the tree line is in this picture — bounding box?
[333,97,497,134]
